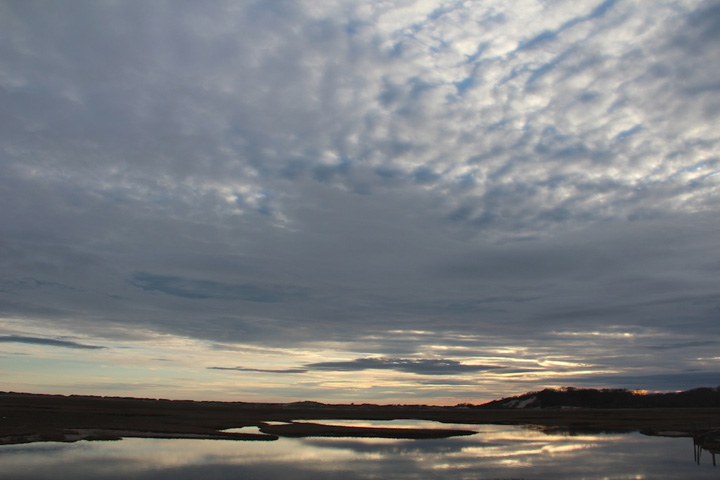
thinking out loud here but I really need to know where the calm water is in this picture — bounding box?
[0,422,717,479]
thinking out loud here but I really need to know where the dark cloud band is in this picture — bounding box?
[209,358,501,376]
[306,357,501,376]
[128,272,307,303]
[0,335,105,350]
[208,366,308,374]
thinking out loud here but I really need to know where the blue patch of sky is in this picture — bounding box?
[518,29,558,51]
[454,76,474,95]
[498,64,530,86]
[615,124,643,142]
[456,172,476,190]
[486,120,509,132]
[427,3,457,21]
[516,0,618,53]
[378,80,403,107]
[403,77,439,101]
[374,166,405,181]
[256,202,273,217]
[343,19,366,36]
[413,166,441,185]
[256,190,274,216]
[577,91,601,103]
[465,42,490,64]
[555,143,592,160]
[686,0,720,40]
[589,0,618,19]
[559,55,605,82]
[669,158,720,179]
[525,50,573,90]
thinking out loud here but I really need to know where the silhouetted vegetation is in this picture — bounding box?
[2,389,720,445]
[478,386,720,409]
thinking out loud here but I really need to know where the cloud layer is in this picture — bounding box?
[1,0,719,402]
[0,335,105,350]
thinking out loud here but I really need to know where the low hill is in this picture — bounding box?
[477,386,720,409]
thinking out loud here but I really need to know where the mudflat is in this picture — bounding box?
[2,392,719,445]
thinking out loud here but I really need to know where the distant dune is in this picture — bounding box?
[477,386,720,409]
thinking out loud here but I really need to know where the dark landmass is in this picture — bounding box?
[478,386,720,409]
[1,388,720,446]
[258,421,475,439]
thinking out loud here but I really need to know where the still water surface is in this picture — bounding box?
[0,422,717,479]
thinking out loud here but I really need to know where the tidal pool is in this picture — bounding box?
[0,423,717,479]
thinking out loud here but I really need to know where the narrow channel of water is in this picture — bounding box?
[0,423,717,479]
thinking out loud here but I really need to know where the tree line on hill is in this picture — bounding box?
[477,386,720,409]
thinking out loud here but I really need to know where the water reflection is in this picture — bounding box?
[0,424,718,479]
[695,434,720,466]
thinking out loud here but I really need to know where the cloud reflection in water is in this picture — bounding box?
[0,424,717,479]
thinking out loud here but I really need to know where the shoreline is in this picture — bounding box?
[2,392,719,446]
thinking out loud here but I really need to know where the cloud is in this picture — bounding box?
[208,366,308,374]
[209,357,501,376]
[557,372,720,392]
[646,340,719,351]
[306,357,501,376]
[128,272,308,302]
[0,0,719,402]
[0,335,105,350]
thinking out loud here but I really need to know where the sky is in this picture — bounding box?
[1,0,720,405]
